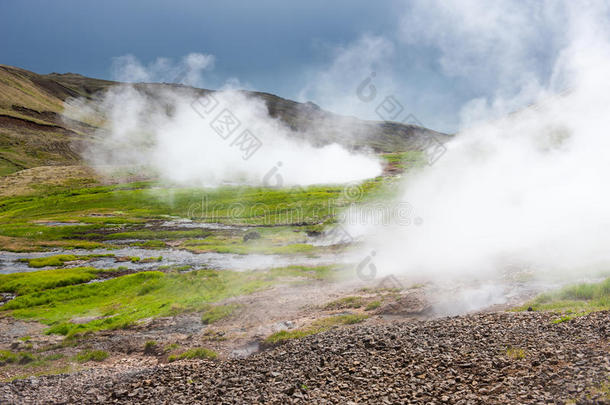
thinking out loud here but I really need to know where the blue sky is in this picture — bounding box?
[0,1,401,93]
[0,1,572,132]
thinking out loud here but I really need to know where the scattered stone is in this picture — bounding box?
[243,231,261,242]
[1,311,608,404]
[377,291,431,315]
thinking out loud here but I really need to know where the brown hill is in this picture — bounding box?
[0,64,450,176]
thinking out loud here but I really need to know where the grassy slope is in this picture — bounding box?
[0,265,337,337]
[0,65,106,174]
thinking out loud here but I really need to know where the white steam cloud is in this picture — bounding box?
[69,54,382,187]
[298,34,396,120]
[353,1,610,286]
[111,53,215,87]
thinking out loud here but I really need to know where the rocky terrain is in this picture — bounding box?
[1,311,608,404]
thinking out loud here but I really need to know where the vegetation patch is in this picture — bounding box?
[19,253,114,268]
[587,380,610,402]
[132,240,166,248]
[365,300,382,311]
[104,229,210,240]
[0,350,19,365]
[265,314,368,344]
[0,181,382,229]
[505,347,526,360]
[180,227,317,255]
[0,350,61,367]
[324,296,365,310]
[164,343,180,352]
[0,267,113,295]
[168,347,217,362]
[0,234,106,253]
[266,265,337,281]
[75,350,108,363]
[201,303,241,324]
[144,340,157,354]
[0,265,334,337]
[182,238,316,255]
[0,177,397,254]
[517,277,610,313]
[381,151,425,170]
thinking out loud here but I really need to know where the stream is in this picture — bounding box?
[0,247,350,274]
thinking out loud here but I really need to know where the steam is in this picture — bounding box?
[298,34,396,119]
[111,53,215,87]
[355,1,610,286]
[69,55,382,187]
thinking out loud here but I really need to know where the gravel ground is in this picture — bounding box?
[1,311,608,404]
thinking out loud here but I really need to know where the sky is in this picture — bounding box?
[0,1,583,132]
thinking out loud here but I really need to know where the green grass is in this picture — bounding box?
[586,380,610,402]
[0,350,19,365]
[0,265,336,337]
[0,222,101,241]
[518,277,610,313]
[0,350,37,366]
[157,264,192,272]
[0,181,380,226]
[132,240,166,248]
[168,347,217,362]
[144,340,157,353]
[0,267,112,295]
[124,256,161,263]
[381,151,425,169]
[505,347,526,360]
[365,300,381,311]
[75,350,108,362]
[19,253,114,268]
[265,329,313,342]
[266,265,337,281]
[551,313,587,324]
[265,314,368,344]
[0,350,65,369]
[164,343,180,352]
[323,296,365,310]
[19,254,79,268]
[104,229,210,240]
[1,364,76,382]
[21,353,65,369]
[201,303,241,324]
[182,238,316,255]
[0,172,404,255]
[180,225,320,255]
[0,179,393,252]
[0,157,21,176]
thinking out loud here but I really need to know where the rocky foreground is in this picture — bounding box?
[2,311,608,404]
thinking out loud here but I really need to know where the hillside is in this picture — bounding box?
[0,64,449,176]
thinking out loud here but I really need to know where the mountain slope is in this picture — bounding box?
[0,65,115,174]
[0,64,450,175]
